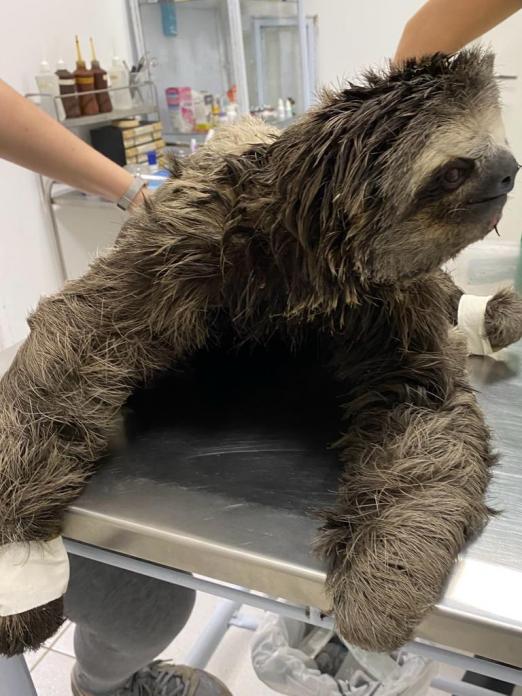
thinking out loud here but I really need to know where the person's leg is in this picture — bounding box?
[64,555,196,695]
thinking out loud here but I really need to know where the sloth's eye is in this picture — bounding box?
[444,168,463,184]
[440,159,474,191]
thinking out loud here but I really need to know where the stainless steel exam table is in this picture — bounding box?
[1,245,522,696]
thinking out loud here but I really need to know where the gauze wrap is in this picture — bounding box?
[0,537,69,616]
[458,294,493,356]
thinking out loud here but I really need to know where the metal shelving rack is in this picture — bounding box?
[25,81,162,281]
[25,80,160,126]
[127,0,315,136]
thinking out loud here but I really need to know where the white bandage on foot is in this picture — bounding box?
[457,294,493,356]
[0,536,69,616]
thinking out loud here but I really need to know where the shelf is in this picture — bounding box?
[139,0,222,8]
[164,116,297,146]
[164,131,208,145]
[60,103,159,128]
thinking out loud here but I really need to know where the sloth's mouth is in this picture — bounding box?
[467,193,507,206]
[465,193,507,231]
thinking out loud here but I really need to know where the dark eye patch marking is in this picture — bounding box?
[417,157,476,202]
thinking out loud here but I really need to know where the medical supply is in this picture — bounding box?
[92,118,164,167]
[109,56,133,111]
[0,537,69,617]
[90,37,112,113]
[160,0,178,36]
[56,59,81,119]
[277,97,286,121]
[35,60,63,119]
[166,86,194,133]
[457,294,494,355]
[147,150,159,172]
[74,35,99,116]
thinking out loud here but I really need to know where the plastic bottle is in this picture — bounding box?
[74,35,99,116]
[55,59,81,119]
[285,98,293,119]
[218,97,227,125]
[211,97,220,127]
[89,37,112,113]
[193,90,208,132]
[160,0,177,36]
[147,150,159,173]
[226,102,239,124]
[277,97,286,121]
[35,60,64,119]
[109,56,133,111]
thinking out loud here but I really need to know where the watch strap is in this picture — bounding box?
[117,176,146,211]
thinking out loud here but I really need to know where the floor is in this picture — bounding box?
[25,592,521,696]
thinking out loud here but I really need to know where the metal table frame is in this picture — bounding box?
[2,537,521,696]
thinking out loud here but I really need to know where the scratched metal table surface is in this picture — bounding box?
[1,241,521,667]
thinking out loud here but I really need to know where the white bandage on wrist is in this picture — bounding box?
[0,536,69,616]
[457,294,493,356]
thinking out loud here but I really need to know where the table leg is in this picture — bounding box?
[185,599,241,669]
[459,656,515,695]
[0,654,37,696]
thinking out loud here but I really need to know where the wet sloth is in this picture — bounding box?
[1,48,521,656]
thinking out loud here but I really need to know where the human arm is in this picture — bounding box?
[394,0,522,64]
[0,79,146,207]
[0,178,221,655]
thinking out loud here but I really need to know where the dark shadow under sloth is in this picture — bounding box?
[1,48,522,656]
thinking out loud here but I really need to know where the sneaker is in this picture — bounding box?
[71,659,233,696]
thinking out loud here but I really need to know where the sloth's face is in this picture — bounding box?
[365,107,518,282]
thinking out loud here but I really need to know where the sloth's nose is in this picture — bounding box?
[490,150,519,196]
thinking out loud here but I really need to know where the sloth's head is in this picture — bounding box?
[272,48,518,286]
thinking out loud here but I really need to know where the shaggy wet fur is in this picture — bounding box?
[1,48,522,656]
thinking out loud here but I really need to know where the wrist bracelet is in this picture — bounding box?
[116,176,146,211]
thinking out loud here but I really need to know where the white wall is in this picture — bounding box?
[303,0,422,88]
[304,1,522,244]
[0,0,133,349]
[480,17,522,244]
[1,1,522,351]
[140,2,233,131]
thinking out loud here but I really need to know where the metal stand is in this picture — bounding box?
[185,599,240,669]
[0,655,37,696]
[0,539,520,695]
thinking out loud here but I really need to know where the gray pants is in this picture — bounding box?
[64,555,196,695]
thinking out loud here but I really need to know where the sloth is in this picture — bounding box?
[1,48,521,656]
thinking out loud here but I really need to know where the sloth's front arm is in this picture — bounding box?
[0,194,221,655]
[315,274,495,651]
[436,269,522,352]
